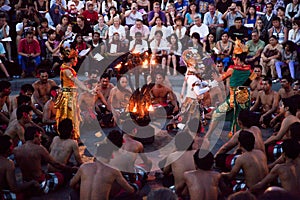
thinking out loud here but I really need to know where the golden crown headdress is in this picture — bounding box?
[233,39,248,55]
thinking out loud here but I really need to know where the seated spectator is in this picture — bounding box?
[55,14,69,40]
[268,16,288,45]
[184,3,199,27]
[124,2,143,29]
[150,30,170,71]
[102,0,118,16]
[72,15,93,37]
[149,17,168,42]
[203,4,224,41]
[216,0,232,15]
[285,0,300,22]
[47,5,64,27]
[15,13,34,49]
[129,19,149,40]
[216,32,233,70]
[137,0,150,13]
[245,5,257,27]
[104,6,119,26]
[184,150,223,200]
[189,15,209,43]
[259,35,282,80]
[173,16,186,42]
[71,34,91,73]
[93,15,109,40]
[34,0,49,14]
[222,2,246,30]
[86,0,101,13]
[18,31,41,78]
[129,32,148,53]
[67,0,84,14]
[228,17,249,42]
[250,78,279,128]
[275,41,297,81]
[174,0,188,17]
[167,33,182,76]
[82,1,99,26]
[0,13,12,62]
[245,30,265,67]
[277,7,291,30]
[45,29,62,75]
[148,2,166,27]
[255,17,269,43]
[288,20,300,47]
[108,16,126,42]
[165,3,178,27]
[106,32,128,69]
[37,18,55,59]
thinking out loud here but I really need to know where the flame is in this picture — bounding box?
[142,60,149,68]
[115,63,122,69]
[148,104,154,112]
[132,105,137,113]
[151,59,156,65]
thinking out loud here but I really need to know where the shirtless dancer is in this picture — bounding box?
[215,110,265,159]
[250,78,279,128]
[0,135,39,199]
[13,126,75,194]
[48,119,83,174]
[250,65,263,102]
[264,95,300,145]
[150,73,179,116]
[222,131,268,189]
[184,150,224,200]
[42,86,59,125]
[70,130,136,200]
[251,139,300,196]
[95,73,114,109]
[32,70,57,109]
[160,131,196,197]
[0,81,11,127]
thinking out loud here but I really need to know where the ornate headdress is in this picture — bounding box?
[60,47,78,59]
[233,39,248,55]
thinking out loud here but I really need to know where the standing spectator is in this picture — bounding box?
[148,2,166,27]
[94,15,109,40]
[275,41,297,81]
[190,15,209,43]
[222,2,246,30]
[260,3,276,34]
[268,16,288,44]
[82,1,99,26]
[129,19,149,40]
[184,3,200,27]
[203,4,224,41]
[0,13,12,62]
[72,15,93,37]
[259,35,282,80]
[18,31,41,78]
[124,2,143,29]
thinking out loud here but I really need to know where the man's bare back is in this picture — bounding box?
[184,169,221,200]
[48,136,82,172]
[42,99,56,124]
[4,119,25,145]
[70,161,134,200]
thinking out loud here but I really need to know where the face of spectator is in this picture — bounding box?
[155,18,162,26]
[256,20,263,28]
[98,16,104,24]
[251,32,259,42]
[269,37,277,46]
[0,17,6,27]
[100,77,110,88]
[88,4,94,11]
[280,79,289,88]
[26,33,34,43]
[208,5,215,14]
[221,33,228,42]
[113,18,120,26]
[285,45,291,52]
[272,20,280,28]
[208,34,214,42]
[293,0,298,4]
[113,33,119,40]
[277,9,284,17]
[266,4,273,13]
[131,3,137,12]
[194,17,201,26]
[155,74,164,85]
[39,72,49,83]
[292,22,299,30]
[249,7,255,15]
[93,33,100,42]
[253,67,262,77]
[110,8,116,15]
[175,19,182,26]
[153,4,160,13]
[77,18,84,27]
[235,19,242,29]
[136,21,143,28]
[190,4,196,11]
[41,21,48,28]
[119,77,128,88]
[170,35,177,44]
[76,36,83,43]
[62,16,68,25]
[155,33,162,41]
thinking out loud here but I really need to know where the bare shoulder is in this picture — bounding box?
[48,79,57,86]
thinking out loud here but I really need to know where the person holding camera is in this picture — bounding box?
[222,2,246,30]
[124,2,143,29]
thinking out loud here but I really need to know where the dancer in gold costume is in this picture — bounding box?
[55,47,93,140]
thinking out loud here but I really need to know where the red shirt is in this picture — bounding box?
[18,38,41,54]
[82,10,99,25]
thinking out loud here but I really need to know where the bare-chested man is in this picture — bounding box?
[42,86,59,125]
[13,126,75,193]
[250,78,279,128]
[215,110,265,158]
[222,131,268,189]
[32,70,57,108]
[160,131,196,197]
[184,150,223,200]
[278,77,296,100]
[251,139,300,196]
[0,135,39,199]
[95,73,114,107]
[4,105,33,146]
[265,95,300,145]
[70,130,136,200]
[150,73,179,116]
[109,120,152,173]
[250,65,263,102]
[48,119,83,173]
[0,81,11,126]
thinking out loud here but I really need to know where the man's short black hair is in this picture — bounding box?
[281,75,293,84]
[238,110,258,128]
[235,17,243,22]
[272,16,280,22]
[254,65,262,70]
[0,80,11,92]
[263,77,272,85]
[282,95,299,115]
[282,139,300,160]
[58,118,73,139]
[175,131,194,151]
[100,72,111,80]
[0,135,12,154]
[238,131,255,151]
[24,126,42,141]
[16,105,32,120]
[193,149,214,170]
[17,95,31,107]
[20,84,34,94]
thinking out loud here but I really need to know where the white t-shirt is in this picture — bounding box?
[189,23,209,41]
[129,39,148,53]
[125,11,143,26]
[108,25,126,40]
